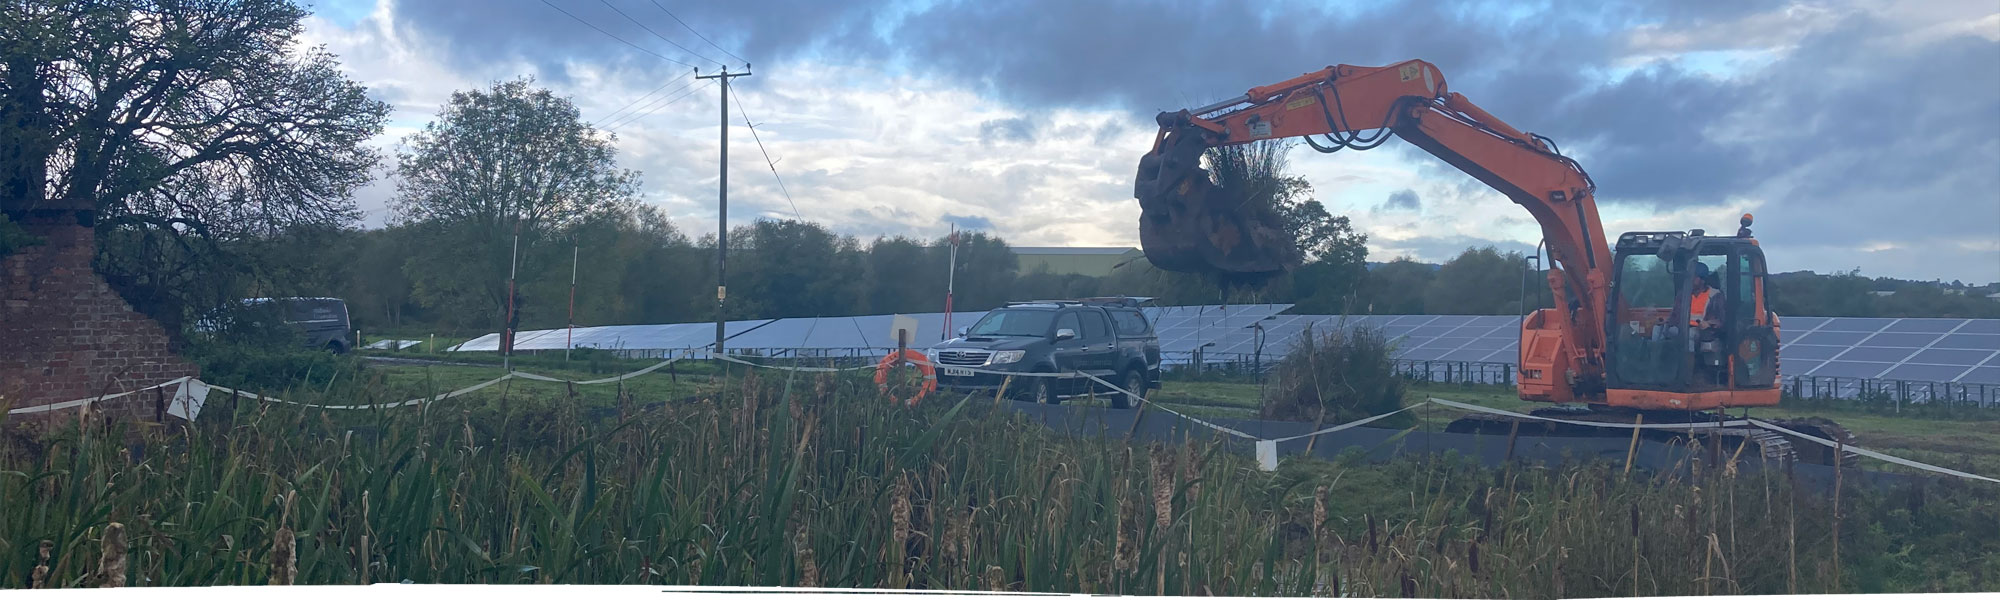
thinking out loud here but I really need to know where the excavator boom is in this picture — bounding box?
[1136,60,1610,401]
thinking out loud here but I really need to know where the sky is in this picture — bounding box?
[299,0,2000,283]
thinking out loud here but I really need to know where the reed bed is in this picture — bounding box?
[3,367,1995,594]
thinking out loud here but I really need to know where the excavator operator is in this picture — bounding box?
[1689,264,1719,329]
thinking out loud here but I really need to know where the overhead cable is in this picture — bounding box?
[537,0,697,69]
[594,0,726,68]
[647,0,749,66]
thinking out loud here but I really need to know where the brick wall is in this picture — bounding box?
[1,223,198,425]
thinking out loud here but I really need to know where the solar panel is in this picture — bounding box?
[1778,344,1846,360]
[1933,334,2000,350]
[1810,361,1893,378]
[1884,319,1966,333]
[1960,367,2000,385]
[1832,347,1917,363]
[1820,317,1897,332]
[1797,331,1871,346]
[1909,348,1995,366]
[1882,364,1973,382]
[1959,320,2000,334]
[1858,332,1943,348]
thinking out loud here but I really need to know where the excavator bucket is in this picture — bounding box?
[1134,115,1302,278]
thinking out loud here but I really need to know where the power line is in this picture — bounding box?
[604,79,713,133]
[594,0,725,68]
[647,0,748,66]
[727,84,799,219]
[537,0,697,69]
[595,78,696,126]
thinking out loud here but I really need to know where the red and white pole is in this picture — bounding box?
[943,225,958,339]
[503,218,520,370]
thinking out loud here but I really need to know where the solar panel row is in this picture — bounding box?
[448,309,2000,390]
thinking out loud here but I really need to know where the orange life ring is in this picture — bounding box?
[874,349,937,406]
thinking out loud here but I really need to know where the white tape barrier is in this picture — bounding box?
[1749,419,2000,484]
[5,376,194,415]
[1427,397,1755,430]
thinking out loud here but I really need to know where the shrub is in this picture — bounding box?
[1261,323,1405,423]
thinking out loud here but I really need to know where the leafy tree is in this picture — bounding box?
[2,0,388,329]
[864,236,942,314]
[392,78,640,330]
[725,219,864,319]
[938,231,1017,311]
[1423,247,1535,315]
[1358,258,1435,314]
[1010,264,1102,303]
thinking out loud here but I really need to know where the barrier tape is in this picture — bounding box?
[1749,419,2000,484]
[5,376,193,415]
[1426,397,1756,430]
[14,353,1994,485]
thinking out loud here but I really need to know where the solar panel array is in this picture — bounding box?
[447,308,2000,393]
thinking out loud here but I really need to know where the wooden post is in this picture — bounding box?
[1624,413,1645,474]
[993,376,1013,407]
[1831,437,1844,593]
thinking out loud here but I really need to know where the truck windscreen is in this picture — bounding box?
[968,310,1055,337]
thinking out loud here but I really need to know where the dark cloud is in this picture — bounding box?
[1380,188,1421,212]
[943,214,995,230]
[362,0,1998,280]
[977,117,1034,145]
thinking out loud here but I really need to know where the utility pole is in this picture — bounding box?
[697,65,751,356]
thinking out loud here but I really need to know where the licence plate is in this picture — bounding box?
[938,367,974,377]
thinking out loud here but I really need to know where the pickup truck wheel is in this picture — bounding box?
[1111,369,1144,410]
[1033,376,1060,405]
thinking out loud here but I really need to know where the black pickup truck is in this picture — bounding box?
[930,297,1162,408]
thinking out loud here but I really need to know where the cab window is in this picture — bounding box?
[1080,310,1110,340]
[1109,309,1150,336]
[1054,312,1082,340]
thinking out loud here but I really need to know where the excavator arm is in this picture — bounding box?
[1135,60,1612,400]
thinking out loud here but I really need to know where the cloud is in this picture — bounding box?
[943,214,996,230]
[305,0,2000,283]
[1379,189,1421,213]
[977,117,1034,145]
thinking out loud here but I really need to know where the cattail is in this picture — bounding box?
[1180,444,1202,504]
[1366,515,1379,554]
[891,473,913,550]
[1151,447,1173,532]
[984,565,1006,591]
[1468,538,1481,574]
[1113,494,1133,572]
[688,557,703,584]
[31,539,52,589]
[1312,485,1329,557]
[795,529,820,588]
[1630,504,1640,537]
[271,490,297,585]
[269,526,297,585]
[97,523,127,587]
[1399,568,1416,598]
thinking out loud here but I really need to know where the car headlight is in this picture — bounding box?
[988,350,1025,365]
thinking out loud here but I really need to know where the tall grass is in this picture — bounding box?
[2,366,1995,593]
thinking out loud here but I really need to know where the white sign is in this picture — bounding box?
[889,314,919,346]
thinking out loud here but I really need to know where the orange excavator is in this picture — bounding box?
[1135,60,1852,464]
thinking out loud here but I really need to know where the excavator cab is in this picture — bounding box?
[1604,215,1779,408]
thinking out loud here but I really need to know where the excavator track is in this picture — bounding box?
[1444,407,1852,469]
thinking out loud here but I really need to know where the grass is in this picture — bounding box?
[3,357,1998,593]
